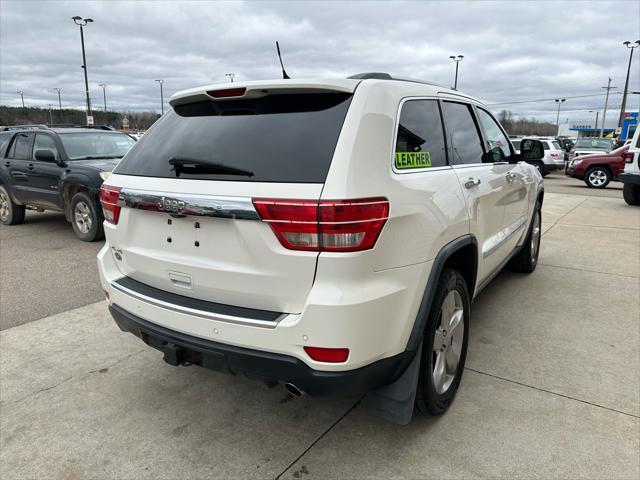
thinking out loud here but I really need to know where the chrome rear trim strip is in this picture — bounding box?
[117,188,260,220]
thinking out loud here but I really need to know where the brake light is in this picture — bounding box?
[99,185,122,224]
[253,197,389,252]
[624,152,634,163]
[304,346,349,363]
[207,87,246,98]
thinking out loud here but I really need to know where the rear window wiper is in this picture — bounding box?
[169,156,254,178]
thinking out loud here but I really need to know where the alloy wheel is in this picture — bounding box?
[0,191,9,221]
[432,290,464,394]
[74,201,93,234]
[530,210,541,264]
[588,169,608,187]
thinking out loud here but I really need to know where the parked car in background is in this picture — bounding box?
[512,137,564,175]
[566,145,629,188]
[620,127,640,205]
[0,125,136,240]
[97,74,545,424]
[570,138,614,160]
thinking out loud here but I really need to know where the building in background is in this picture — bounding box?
[558,110,638,139]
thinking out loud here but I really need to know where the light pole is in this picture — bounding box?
[48,105,53,125]
[588,110,599,130]
[98,83,107,113]
[225,73,235,83]
[618,40,640,128]
[54,88,62,111]
[17,91,24,108]
[449,55,464,90]
[155,79,164,115]
[555,98,566,134]
[72,16,94,125]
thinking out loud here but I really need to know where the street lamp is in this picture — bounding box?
[555,98,566,133]
[47,105,53,125]
[98,83,107,113]
[225,73,235,83]
[53,88,62,111]
[618,40,640,128]
[72,15,94,125]
[155,79,164,115]
[449,55,464,90]
[17,91,24,108]
[588,110,599,130]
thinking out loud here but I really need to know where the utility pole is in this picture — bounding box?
[54,88,62,111]
[17,91,24,108]
[618,40,640,128]
[555,98,566,134]
[72,16,94,125]
[155,79,164,115]
[225,73,235,83]
[600,78,617,138]
[589,110,599,130]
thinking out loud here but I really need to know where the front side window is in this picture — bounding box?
[394,99,447,170]
[476,108,513,162]
[33,134,58,160]
[441,102,484,165]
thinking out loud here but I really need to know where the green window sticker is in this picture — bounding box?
[395,151,432,169]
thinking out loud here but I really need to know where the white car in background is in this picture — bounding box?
[570,137,614,160]
[620,127,640,205]
[512,137,564,176]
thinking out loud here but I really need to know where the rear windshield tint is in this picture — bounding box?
[114,93,352,183]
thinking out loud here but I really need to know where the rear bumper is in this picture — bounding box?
[109,303,411,396]
[544,163,564,171]
[619,173,640,186]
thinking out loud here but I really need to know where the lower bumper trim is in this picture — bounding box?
[108,303,411,396]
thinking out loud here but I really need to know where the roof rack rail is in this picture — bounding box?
[49,124,116,131]
[0,124,49,131]
[348,72,445,89]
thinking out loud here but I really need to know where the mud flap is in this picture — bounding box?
[363,341,422,425]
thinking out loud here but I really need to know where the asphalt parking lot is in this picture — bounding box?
[1,172,639,479]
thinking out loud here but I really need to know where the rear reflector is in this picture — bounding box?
[207,87,247,98]
[624,152,634,163]
[99,185,123,224]
[304,346,349,363]
[253,197,389,252]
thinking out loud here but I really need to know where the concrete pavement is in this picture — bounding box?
[1,191,638,479]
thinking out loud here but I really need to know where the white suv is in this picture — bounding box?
[620,127,640,205]
[97,74,545,423]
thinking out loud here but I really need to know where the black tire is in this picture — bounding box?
[509,201,542,273]
[0,185,25,225]
[415,268,470,416]
[70,192,104,241]
[623,183,640,206]
[584,166,611,189]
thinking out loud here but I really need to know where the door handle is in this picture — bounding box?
[464,177,481,189]
[27,163,34,170]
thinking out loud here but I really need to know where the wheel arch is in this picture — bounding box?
[404,234,478,353]
[62,182,93,221]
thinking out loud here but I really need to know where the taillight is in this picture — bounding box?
[253,197,389,252]
[304,346,349,363]
[624,152,634,163]
[99,185,122,224]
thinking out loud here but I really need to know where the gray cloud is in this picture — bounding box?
[1,0,638,125]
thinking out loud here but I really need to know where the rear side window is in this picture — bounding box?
[394,100,446,170]
[8,133,32,160]
[114,93,352,183]
[441,102,484,165]
[552,141,561,149]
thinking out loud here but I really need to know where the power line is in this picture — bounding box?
[486,91,622,106]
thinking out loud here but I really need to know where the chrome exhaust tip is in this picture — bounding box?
[283,382,305,397]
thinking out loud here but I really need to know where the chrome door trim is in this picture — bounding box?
[482,215,528,258]
[117,187,260,220]
[111,280,286,328]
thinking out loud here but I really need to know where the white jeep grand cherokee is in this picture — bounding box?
[97,74,545,424]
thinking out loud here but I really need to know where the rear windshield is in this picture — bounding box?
[114,93,352,183]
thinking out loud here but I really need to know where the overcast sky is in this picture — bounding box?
[1,0,639,125]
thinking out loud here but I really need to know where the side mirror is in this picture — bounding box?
[520,139,544,161]
[34,149,56,162]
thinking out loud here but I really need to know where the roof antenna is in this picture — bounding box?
[276,41,290,79]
